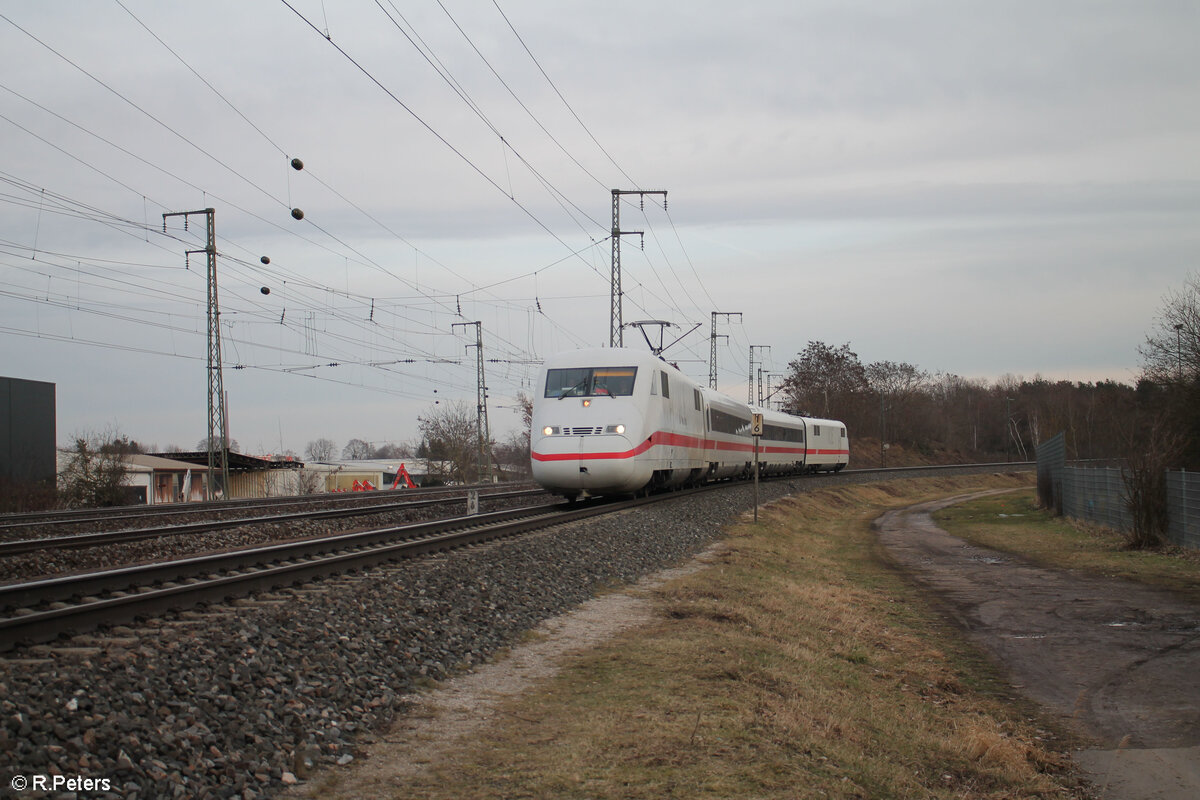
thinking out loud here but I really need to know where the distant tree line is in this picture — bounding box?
[773,272,1198,550]
[779,340,1140,466]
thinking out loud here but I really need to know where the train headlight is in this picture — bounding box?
[605,424,626,435]
[542,426,559,436]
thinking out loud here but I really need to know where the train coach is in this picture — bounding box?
[530,348,848,500]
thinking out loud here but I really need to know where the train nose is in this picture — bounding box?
[530,433,647,494]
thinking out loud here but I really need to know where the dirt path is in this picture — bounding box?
[875,491,1200,800]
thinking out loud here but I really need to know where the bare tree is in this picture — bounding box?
[305,438,338,461]
[196,436,240,453]
[372,442,412,459]
[295,469,323,495]
[1137,271,1200,468]
[1122,416,1185,549]
[342,438,373,459]
[1138,271,1200,384]
[516,390,533,443]
[866,359,931,452]
[59,428,135,508]
[493,429,532,474]
[782,341,868,419]
[417,400,481,484]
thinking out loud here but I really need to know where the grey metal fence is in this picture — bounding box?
[1061,466,1133,533]
[1036,432,1065,513]
[1166,470,1200,550]
[1036,432,1200,550]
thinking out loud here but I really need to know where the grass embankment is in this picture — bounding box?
[379,473,1093,800]
[933,490,1200,604]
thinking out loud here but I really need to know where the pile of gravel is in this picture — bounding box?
[0,480,801,799]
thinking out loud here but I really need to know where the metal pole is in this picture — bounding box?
[710,312,718,389]
[748,345,770,404]
[753,433,760,522]
[709,311,741,390]
[454,321,490,482]
[164,208,228,499]
[748,345,755,404]
[610,191,621,348]
[610,190,667,347]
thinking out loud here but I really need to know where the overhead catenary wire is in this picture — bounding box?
[99,1,608,355]
[7,2,668,336]
[0,2,742,442]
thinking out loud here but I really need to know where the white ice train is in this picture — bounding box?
[530,348,848,500]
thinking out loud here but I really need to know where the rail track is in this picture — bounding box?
[0,493,656,651]
[0,462,1033,653]
[0,487,548,557]
[0,481,540,539]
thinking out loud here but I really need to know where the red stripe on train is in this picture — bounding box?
[531,431,845,462]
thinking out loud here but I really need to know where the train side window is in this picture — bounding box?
[693,389,701,411]
[841,427,846,438]
[649,374,658,395]
[813,425,821,436]
[660,371,670,398]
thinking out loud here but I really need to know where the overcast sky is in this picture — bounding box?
[2,1,1197,455]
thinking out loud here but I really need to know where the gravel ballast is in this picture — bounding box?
[1,479,808,799]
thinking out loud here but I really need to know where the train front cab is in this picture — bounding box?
[531,359,653,498]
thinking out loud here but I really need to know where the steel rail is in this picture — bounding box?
[0,488,549,556]
[0,495,654,651]
[0,462,1034,651]
[0,482,541,532]
[842,460,1035,475]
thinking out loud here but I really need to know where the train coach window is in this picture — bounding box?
[710,408,752,436]
[545,366,637,398]
[762,423,804,443]
[813,425,821,436]
[694,389,702,411]
[660,371,670,398]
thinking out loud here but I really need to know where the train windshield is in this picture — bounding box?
[544,366,638,398]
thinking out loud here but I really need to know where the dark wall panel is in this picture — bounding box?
[0,376,56,483]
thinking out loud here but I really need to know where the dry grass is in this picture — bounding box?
[377,474,1091,799]
[933,489,1200,603]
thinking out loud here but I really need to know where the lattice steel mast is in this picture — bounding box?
[453,321,490,482]
[709,311,741,389]
[164,208,228,499]
[748,344,770,405]
[610,189,667,347]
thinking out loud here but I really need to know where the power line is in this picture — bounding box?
[278,0,603,261]
[0,11,288,214]
[490,0,639,188]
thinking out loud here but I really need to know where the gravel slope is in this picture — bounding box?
[1,480,803,800]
